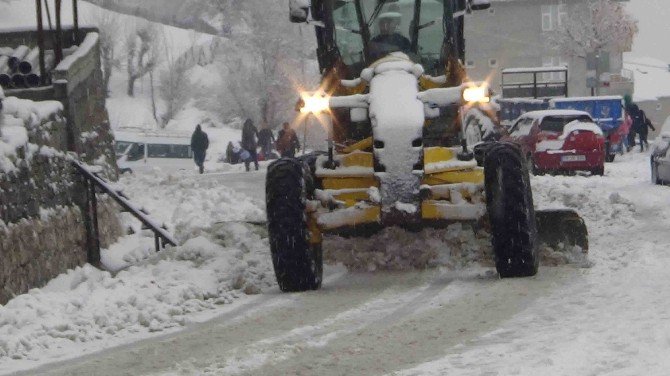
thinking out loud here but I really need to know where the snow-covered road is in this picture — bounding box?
[6,151,670,375]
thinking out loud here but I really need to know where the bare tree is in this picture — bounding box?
[205,0,314,127]
[158,55,190,127]
[125,23,162,97]
[550,0,638,59]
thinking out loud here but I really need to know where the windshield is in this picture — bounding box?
[115,141,132,155]
[333,0,445,70]
[540,115,593,133]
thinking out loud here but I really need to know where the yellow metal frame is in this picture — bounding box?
[341,137,373,154]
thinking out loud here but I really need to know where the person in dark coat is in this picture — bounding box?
[276,122,300,158]
[257,123,275,160]
[241,118,259,171]
[628,104,645,151]
[190,124,209,174]
[639,117,656,152]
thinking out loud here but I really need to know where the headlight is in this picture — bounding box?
[299,92,330,114]
[462,85,490,104]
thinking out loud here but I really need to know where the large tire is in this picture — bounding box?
[266,158,323,292]
[605,140,615,162]
[592,165,605,176]
[484,142,539,278]
[651,156,662,185]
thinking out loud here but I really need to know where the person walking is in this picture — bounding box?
[639,117,656,152]
[628,103,647,152]
[190,124,209,174]
[241,118,259,171]
[276,121,300,158]
[258,123,275,160]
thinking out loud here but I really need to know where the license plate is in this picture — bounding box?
[561,155,586,162]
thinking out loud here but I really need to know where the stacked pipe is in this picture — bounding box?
[0,45,62,89]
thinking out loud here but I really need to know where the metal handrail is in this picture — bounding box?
[72,161,177,257]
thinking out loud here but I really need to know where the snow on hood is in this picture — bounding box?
[536,121,603,152]
[367,55,424,208]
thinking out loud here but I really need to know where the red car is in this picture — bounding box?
[505,110,606,176]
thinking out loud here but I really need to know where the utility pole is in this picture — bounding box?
[72,0,79,43]
[35,0,46,85]
[54,0,63,65]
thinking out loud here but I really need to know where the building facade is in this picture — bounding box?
[464,0,633,98]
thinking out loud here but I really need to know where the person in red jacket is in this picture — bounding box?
[276,122,300,158]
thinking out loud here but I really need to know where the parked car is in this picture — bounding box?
[650,117,670,184]
[505,110,606,176]
[114,130,193,174]
[550,96,626,162]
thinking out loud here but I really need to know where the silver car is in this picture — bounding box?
[651,118,670,184]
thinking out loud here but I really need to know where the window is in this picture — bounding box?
[332,2,365,67]
[489,58,498,68]
[542,3,568,31]
[511,118,536,137]
[542,56,568,81]
[465,60,475,68]
[115,141,131,155]
[541,5,553,31]
[148,144,170,158]
[126,143,145,162]
[147,144,191,158]
[557,4,568,28]
[540,115,592,133]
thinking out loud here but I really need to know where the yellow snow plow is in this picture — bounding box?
[266,0,588,291]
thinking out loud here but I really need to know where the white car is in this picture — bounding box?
[114,130,194,174]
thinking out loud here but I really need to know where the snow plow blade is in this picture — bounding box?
[535,209,588,252]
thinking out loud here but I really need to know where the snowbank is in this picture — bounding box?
[0,222,274,369]
[113,169,265,243]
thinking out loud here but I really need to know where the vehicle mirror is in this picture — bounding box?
[468,0,491,11]
[289,0,311,23]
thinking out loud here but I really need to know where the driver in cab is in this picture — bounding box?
[370,7,411,60]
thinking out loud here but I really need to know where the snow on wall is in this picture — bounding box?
[0,96,63,173]
[54,33,99,72]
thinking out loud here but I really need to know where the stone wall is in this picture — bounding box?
[0,28,122,304]
[0,199,122,303]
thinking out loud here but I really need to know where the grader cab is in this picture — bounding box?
[266,0,588,292]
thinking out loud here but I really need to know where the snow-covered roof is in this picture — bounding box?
[113,130,191,145]
[551,96,623,103]
[624,55,670,102]
[519,109,592,121]
[502,66,568,74]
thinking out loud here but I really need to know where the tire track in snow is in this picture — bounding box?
[196,276,448,375]
[241,269,577,376]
